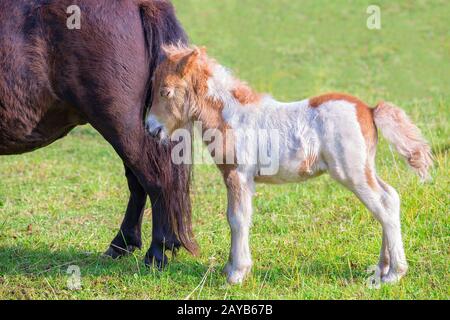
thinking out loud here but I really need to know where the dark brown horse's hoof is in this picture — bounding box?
[103,245,138,259]
[144,247,168,270]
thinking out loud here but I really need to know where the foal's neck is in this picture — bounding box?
[193,63,267,132]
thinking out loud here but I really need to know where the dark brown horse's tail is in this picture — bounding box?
[139,0,198,255]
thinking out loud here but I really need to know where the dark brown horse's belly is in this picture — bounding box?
[0,1,88,155]
[0,101,86,155]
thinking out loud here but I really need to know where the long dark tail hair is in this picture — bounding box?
[139,0,198,255]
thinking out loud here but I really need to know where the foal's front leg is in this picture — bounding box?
[223,170,254,284]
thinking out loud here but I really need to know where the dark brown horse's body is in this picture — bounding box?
[0,0,197,266]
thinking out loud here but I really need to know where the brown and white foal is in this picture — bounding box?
[146,45,433,284]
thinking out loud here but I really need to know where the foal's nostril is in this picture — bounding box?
[148,126,163,139]
[155,127,163,138]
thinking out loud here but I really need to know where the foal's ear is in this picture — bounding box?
[177,48,200,77]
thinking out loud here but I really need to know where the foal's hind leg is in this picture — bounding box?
[374,177,408,282]
[329,168,408,284]
[379,230,390,277]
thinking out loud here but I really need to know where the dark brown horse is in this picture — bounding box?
[0,0,197,267]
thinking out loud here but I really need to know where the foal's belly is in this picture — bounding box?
[255,167,325,185]
[254,155,327,185]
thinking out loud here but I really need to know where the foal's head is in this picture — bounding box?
[146,45,210,140]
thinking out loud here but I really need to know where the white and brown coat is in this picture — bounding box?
[146,45,433,284]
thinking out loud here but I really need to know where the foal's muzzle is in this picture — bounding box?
[148,125,163,139]
[146,115,168,142]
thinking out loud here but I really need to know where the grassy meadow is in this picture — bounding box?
[0,0,448,299]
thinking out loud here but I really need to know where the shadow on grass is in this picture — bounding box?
[252,263,370,286]
[0,245,367,286]
[0,245,206,280]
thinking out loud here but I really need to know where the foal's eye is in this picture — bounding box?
[160,87,174,99]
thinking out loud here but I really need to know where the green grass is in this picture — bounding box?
[0,0,449,299]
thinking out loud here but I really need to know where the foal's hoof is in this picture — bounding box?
[381,267,408,284]
[144,248,168,270]
[381,263,408,284]
[224,263,251,285]
[381,271,406,284]
[378,264,390,277]
[381,272,400,284]
[103,245,137,259]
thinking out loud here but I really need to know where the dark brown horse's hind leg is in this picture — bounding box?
[83,104,194,268]
[104,165,146,259]
[145,188,182,269]
[104,164,182,269]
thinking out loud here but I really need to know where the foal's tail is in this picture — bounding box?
[373,101,433,181]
